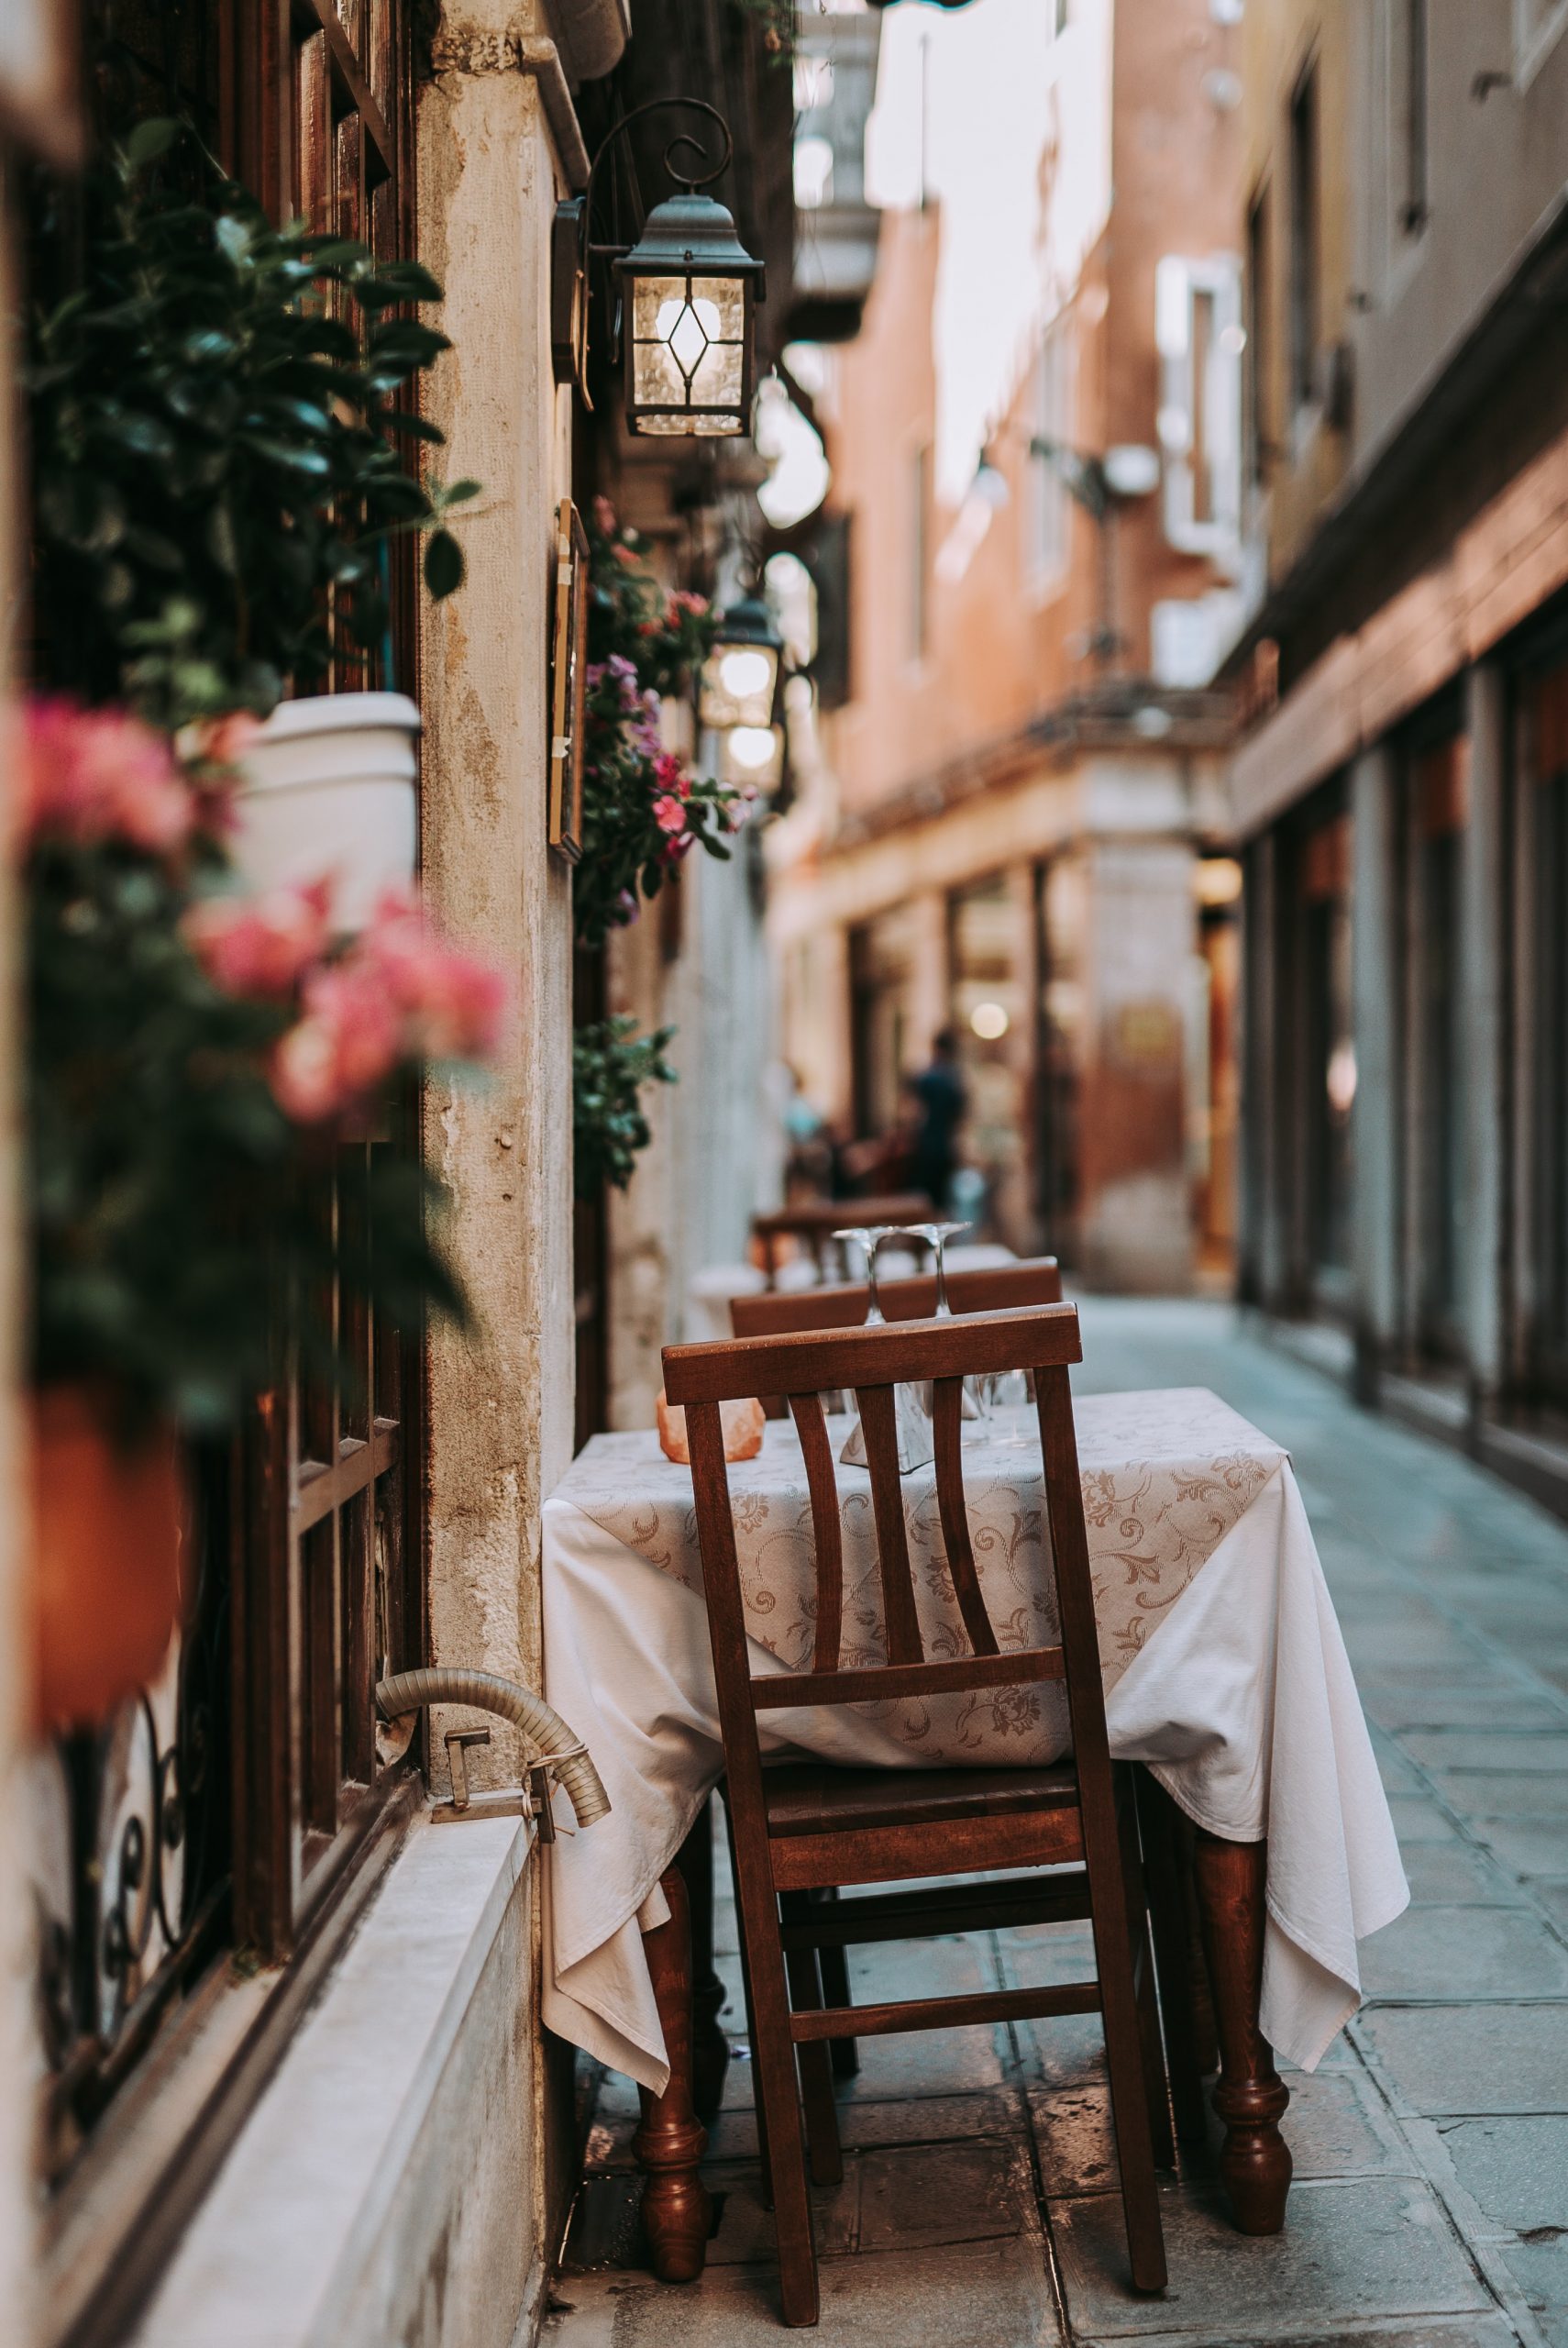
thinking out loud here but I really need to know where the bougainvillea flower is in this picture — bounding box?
[353,890,510,1063]
[21,697,201,855]
[185,878,335,999]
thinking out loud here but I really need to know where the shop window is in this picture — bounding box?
[948,876,1024,1235]
[1026,314,1074,586]
[1287,59,1320,413]
[1244,183,1270,486]
[1156,253,1243,557]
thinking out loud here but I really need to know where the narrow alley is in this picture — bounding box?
[548,1301,1568,2348]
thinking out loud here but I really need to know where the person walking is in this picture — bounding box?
[907,1028,967,1210]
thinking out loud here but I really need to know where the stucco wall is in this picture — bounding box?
[415,3,583,2309]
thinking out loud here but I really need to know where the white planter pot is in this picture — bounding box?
[229,692,421,928]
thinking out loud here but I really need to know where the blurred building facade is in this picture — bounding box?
[767,0,1246,1290]
[1230,0,1568,1518]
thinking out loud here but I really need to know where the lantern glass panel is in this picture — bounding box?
[630,272,748,433]
[699,641,779,730]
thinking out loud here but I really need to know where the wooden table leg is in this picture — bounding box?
[1192,1831,1292,2234]
[675,1797,731,2122]
[635,1863,712,2283]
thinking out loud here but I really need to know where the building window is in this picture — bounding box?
[910,443,931,662]
[1397,0,1429,232]
[1406,733,1471,1353]
[1245,186,1270,484]
[1027,315,1074,584]
[1156,253,1243,556]
[1287,59,1320,412]
[1299,805,1354,1283]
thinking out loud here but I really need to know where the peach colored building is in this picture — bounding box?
[769,0,1246,1289]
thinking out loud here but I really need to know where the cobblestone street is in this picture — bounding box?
[547,1300,1568,2348]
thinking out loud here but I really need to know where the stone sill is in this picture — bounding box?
[128,1812,535,2348]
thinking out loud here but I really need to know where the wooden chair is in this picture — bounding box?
[733,1257,1064,1418]
[661,1303,1168,2324]
[750,1193,933,1289]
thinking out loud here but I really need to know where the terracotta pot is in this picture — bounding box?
[229,690,421,929]
[28,1388,188,1732]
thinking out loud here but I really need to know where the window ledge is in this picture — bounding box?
[127,1814,535,2348]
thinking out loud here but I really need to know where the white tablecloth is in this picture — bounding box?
[540,1390,1407,2096]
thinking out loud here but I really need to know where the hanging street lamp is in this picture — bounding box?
[552,98,766,439]
[697,589,784,731]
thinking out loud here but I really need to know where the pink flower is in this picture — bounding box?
[352,891,509,1063]
[22,697,200,855]
[185,879,334,999]
[178,711,264,770]
[271,959,404,1124]
[654,752,690,801]
[592,494,618,537]
[668,590,709,622]
[653,793,687,836]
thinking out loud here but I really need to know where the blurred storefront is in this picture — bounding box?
[1228,0,1568,1519]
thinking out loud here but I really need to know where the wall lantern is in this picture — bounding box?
[553,99,766,439]
[722,724,785,794]
[697,591,784,730]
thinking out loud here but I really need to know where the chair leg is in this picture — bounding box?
[723,1804,774,2207]
[815,1889,859,2078]
[782,1896,844,2187]
[738,1904,820,2325]
[1088,1778,1168,2294]
[1119,1789,1176,2171]
[1136,1771,1209,2148]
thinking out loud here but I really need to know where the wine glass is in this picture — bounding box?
[826,1225,901,1418]
[898,1221,970,1317]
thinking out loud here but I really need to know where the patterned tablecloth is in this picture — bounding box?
[558,1390,1284,1767]
[541,1388,1408,2096]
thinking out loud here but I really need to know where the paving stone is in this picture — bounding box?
[1030,2067,1405,2202]
[1364,1684,1566,1733]
[1071,2325,1524,2348]
[1536,2311,1568,2347]
[1435,1772,1568,1819]
[1400,1732,1568,1774]
[1387,1796,1466,1844]
[1051,2177,1495,2336]
[701,2158,857,2266]
[1499,2228,1568,2312]
[1356,2005,1568,2114]
[705,2087,1027,2164]
[1473,1817,1568,1878]
[590,2237,1065,2346]
[1400,1841,1531,1907]
[1360,1907,1568,1999]
[1433,2116,1568,2232]
[856,2138,1038,2249]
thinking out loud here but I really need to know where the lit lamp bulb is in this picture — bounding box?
[722,724,784,791]
[698,592,784,730]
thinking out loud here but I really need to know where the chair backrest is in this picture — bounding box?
[731,1257,1064,1414]
[660,1303,1114,1831]
[750,1193,934,1287]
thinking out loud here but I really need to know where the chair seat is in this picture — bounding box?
[762,1760,1079,1840]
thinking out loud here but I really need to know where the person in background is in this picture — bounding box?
[907,1028,967,1210]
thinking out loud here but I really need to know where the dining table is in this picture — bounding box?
[539,1383,1408,2283]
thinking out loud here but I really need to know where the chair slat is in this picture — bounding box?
[932,1377,999,1657]
[853,1383,924,1665]
[747,1645,1064,1710]
[789,1391,845,1674]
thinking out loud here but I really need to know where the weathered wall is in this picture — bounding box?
[415,1,586,2308]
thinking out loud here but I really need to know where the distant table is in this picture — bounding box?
[541,1390,1408,2280]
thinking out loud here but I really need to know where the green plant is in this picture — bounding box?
[572,1018,677,1198]
[573,501,745,948]
[24,699,502,1432]
[27,116,477,731]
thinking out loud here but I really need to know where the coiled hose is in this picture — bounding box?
[374,1666,612,1829]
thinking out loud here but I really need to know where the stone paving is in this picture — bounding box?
[544,1300,1568,2348]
